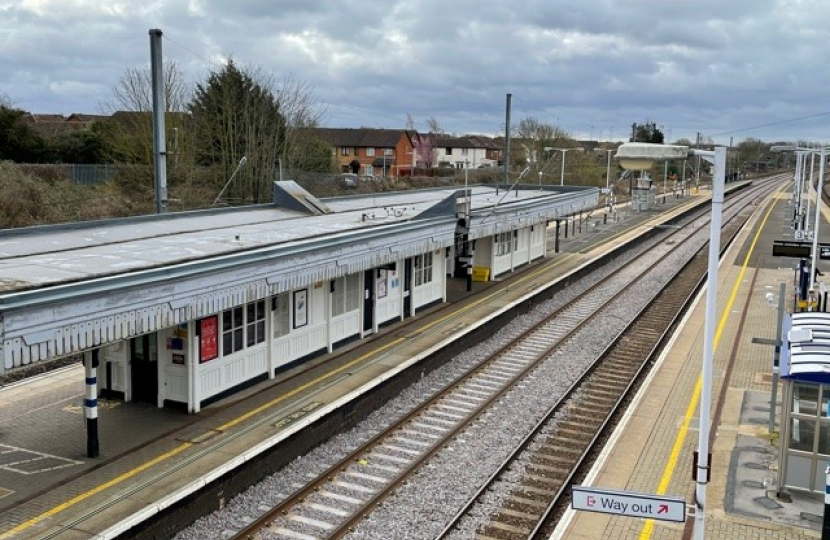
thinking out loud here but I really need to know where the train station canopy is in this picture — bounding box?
[0,181,598,372]
[781,312,830,385]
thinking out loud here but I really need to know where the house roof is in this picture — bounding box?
[23,113,65,123]
[66,113,108,123]
[305,128,415,148]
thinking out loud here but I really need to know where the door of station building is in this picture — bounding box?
[403,258,412,318]
[363,269,374,333]
[130,333,158,404]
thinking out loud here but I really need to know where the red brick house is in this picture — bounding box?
[305,128,419,177]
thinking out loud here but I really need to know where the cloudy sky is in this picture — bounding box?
[2,0,829,145]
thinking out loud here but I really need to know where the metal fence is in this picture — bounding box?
[15,164,146,185]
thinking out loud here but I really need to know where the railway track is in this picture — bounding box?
[221,177,782,540]
[433,178,781,540]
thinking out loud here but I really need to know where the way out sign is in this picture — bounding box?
[572,486,686,523]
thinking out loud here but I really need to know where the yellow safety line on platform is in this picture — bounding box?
[0,207,654,538]
[0,442,193,540]
[638,187,782,540]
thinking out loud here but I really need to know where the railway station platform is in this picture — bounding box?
[553,184,826,539]
[0,183,785,540]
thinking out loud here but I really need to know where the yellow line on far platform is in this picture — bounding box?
[638,187,782,540]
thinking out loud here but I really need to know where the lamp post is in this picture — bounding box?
[692,146,727,540]
[212,156,247,207]
[605,149,614,191]
[538,146,556,191]
[810,146,826,290]
[550,148,573,186]
[773,145,830,290]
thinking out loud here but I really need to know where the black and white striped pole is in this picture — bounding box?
[84,348,100,458]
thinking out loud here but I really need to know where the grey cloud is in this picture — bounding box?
[1,0,829,143]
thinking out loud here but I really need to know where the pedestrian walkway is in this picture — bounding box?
[553,183,825,539]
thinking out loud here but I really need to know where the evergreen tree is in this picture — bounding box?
[189,60,287,204]
[630,121,664,144]
[0,106,48,162]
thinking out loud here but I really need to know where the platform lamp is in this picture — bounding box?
[538,147,556,191]
[550,148,572,186]
[772,145,829,292]
[616,142,725,540]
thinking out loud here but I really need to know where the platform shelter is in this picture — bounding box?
[0,181,597,417]
[779,311,830,494]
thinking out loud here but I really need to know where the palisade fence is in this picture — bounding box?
[16,164,151,185]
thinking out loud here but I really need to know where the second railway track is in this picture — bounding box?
[175,177,784,540]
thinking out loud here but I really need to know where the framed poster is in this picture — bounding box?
[199,316,219,363]
[293,289,308,328]
[377,269,388,299]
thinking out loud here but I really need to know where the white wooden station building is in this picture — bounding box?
[0,182,598,414]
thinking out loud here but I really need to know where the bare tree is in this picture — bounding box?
[101,62,190,114]
[515,116,570,169]
[275,74,328,174]
[426,116,443,134]
[98,62,191,165]
[405,114,416,131]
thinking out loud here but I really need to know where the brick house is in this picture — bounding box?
[305,128,419,177]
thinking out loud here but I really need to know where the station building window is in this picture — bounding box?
[332,274,360,316]
[496,232,513,256]
[222,300,266,356]
[246,300,266,347]
[414,252,433,286]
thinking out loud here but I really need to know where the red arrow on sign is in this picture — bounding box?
[658,504,669,514]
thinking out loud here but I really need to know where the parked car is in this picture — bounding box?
[337,173,358,187]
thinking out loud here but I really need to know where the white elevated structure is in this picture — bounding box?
[0,181,598,412]
[615,142,690,171]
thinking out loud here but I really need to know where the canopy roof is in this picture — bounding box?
[781,312,830,385]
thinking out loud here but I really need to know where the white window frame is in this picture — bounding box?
[222,299,266,357]
[332,274,361,316]
[414,252,433,286]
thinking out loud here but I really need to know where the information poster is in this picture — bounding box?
[199,316,219,363]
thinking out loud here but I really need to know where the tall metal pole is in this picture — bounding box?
[606,150,612,191]
[807,151,816,235]
[149,28,168,214]
[810,146,826,290]
[560,150,566,186]
[502,93,512,195]
[769,282,785,433]
[694,146,726,540]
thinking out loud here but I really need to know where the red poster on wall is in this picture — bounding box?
[199,316,219,363]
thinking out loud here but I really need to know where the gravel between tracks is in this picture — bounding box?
[173,216,705,540]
